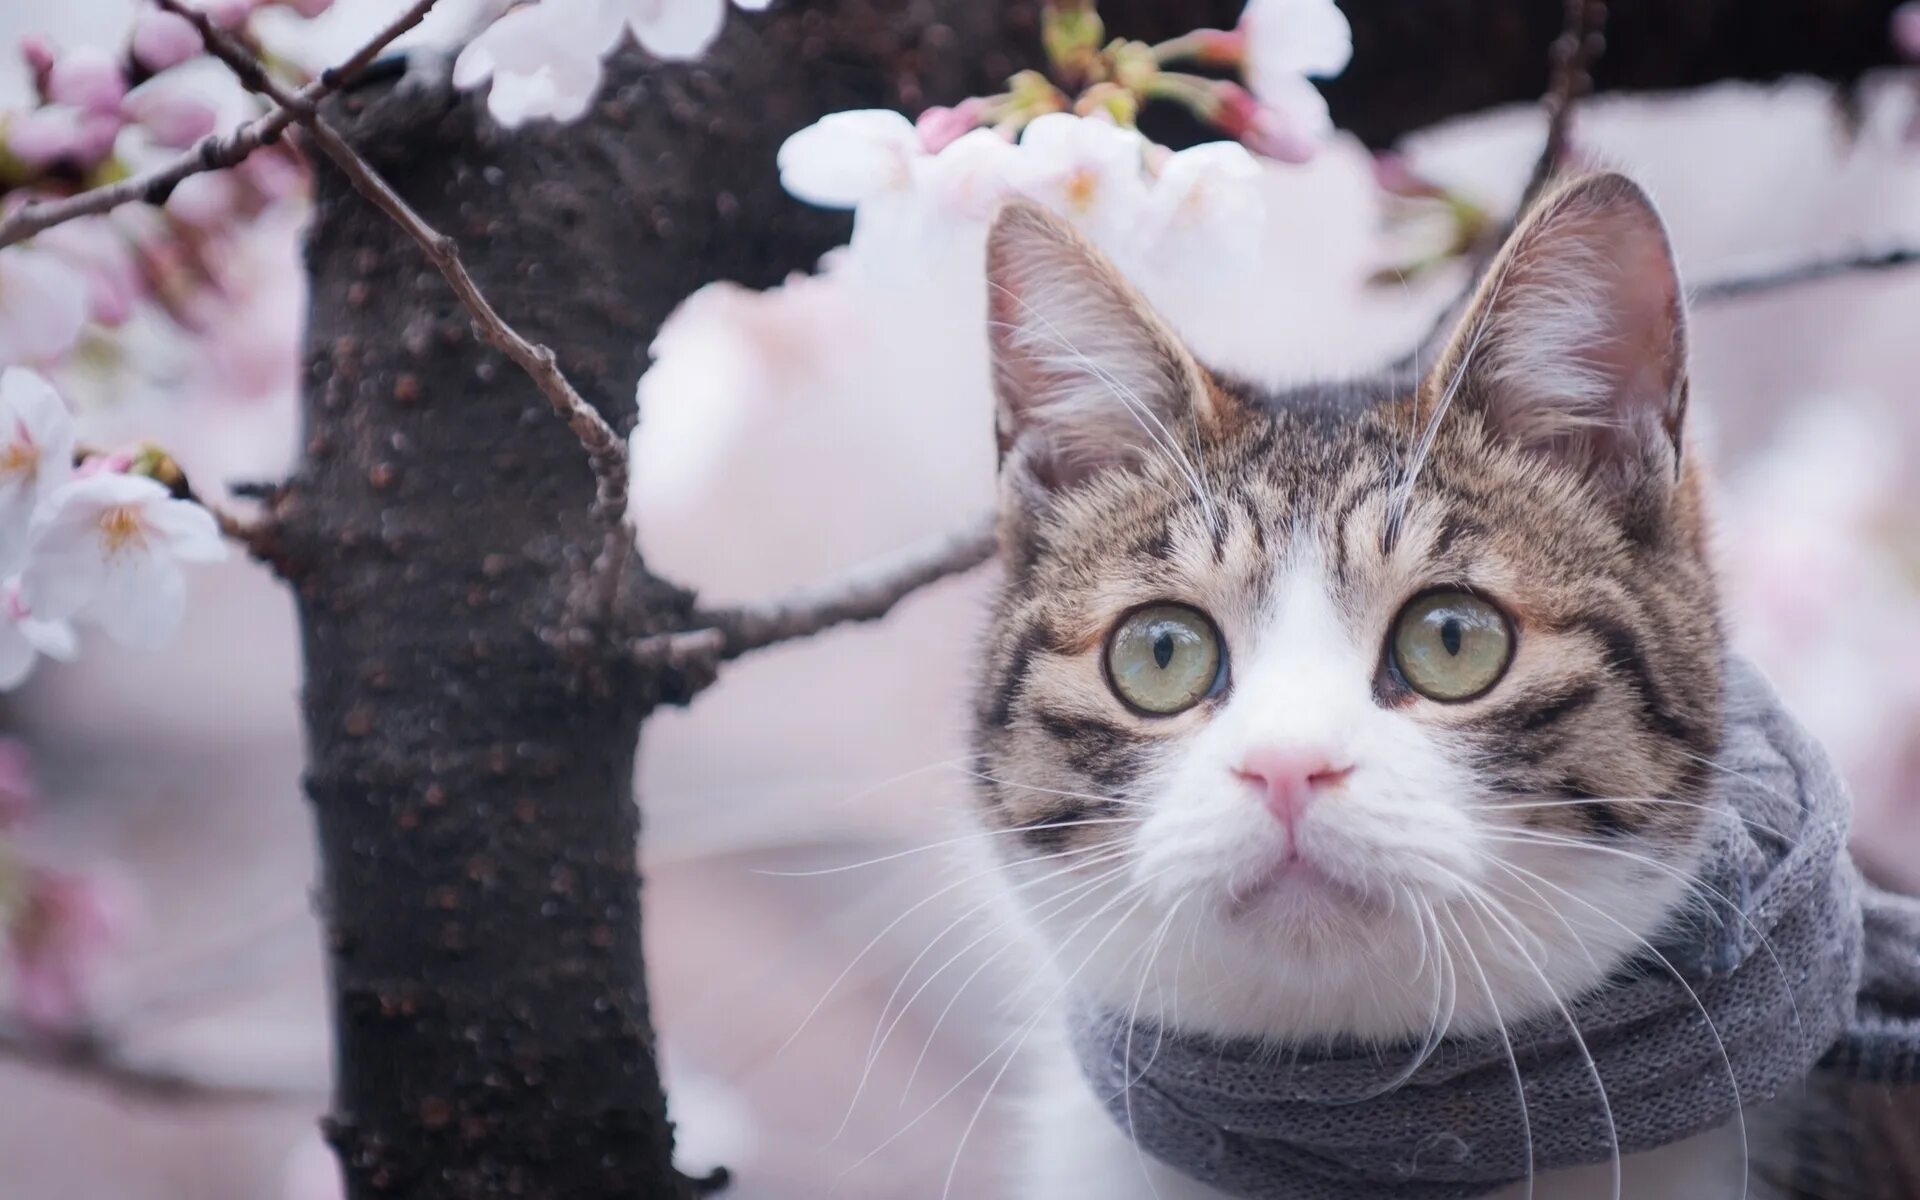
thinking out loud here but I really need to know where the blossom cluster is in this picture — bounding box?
[767,0,1353,280]
[0,738,129,1032]
[456,0,774,127]
[1,368,224,689]
[1,2,314,389]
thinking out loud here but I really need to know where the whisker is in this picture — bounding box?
[1478,794,1796,845]
[1440,905,1536,1200]
[1457,888,1621,1200]
[753,815,1142,878]
[1479,828,1805,1040]
[1483,856,1752,1200]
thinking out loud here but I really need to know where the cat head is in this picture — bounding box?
[970,173,1723,1042]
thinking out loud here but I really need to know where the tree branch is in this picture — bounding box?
[0,0,439,250]
[0,1023,317,1105]
[1693,246,1920,303]
[159,0,634,591]
[1520,0,1610,209]
[631,518,996,670]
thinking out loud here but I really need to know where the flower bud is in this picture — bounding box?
[47,47,128,114]
[131,10,204,73]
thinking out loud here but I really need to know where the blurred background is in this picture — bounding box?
[2,1,1918,1197]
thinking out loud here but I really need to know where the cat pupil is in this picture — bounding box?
[1441,619,1462,656]
[1154,633,1174,669]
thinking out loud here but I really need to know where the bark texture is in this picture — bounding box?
[283,2,1914,1198]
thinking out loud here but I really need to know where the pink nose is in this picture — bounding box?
[1233,749,1354,835]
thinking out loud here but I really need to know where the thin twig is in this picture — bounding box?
[0,1023,317,1104]
[630,518,997,668]
[0,0,440,250]
[1520,0,1608,212]
[1693,246,1920,303]
[159,0,633,578]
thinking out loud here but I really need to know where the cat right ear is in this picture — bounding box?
[985,201,1221,500]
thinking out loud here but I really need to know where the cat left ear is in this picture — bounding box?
[986,201,1222,497]
[1429,173,1690,494]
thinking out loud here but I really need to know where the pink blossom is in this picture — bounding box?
[130,9,204,73]
[122,78,219,148]
[73,450,136,480]
[239,149,307,204]
[165,169,242,227]
[0,738,35,831]
[1212,80,1325,164]
[47,47,128,114]
[35,219,144,328]
[18,37,58,94]
[279,0,336,17]
[4,105,125,171]
[4,868,131,1033]
[914,99,988,154]
[1896,3,1920,60]
[0,249,91,368]
[192,0,260,29]
[1,368,78,571]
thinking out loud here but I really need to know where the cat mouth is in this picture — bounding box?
[1223,852,1377,922]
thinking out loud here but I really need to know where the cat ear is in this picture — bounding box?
[986,200,1220,495]
[1429,173,1689,493]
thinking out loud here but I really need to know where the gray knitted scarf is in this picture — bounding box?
[1070,659,1920,1199]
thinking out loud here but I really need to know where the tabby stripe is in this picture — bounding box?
[985,620,1055,730]
[1570,614,1701,746]
[1519,682,1599,732]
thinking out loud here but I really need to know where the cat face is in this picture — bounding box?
[971,175,1724,1043]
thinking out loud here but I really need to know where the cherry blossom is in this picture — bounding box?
[0,369,77,571]
[3,105,123,171]
[1008,112,1150,240]
[457,0,771,127]
[0,580,77,691]
[46,47,128,115]
[20,471,226,650]
[1136,141,1265,263]
[1240,0,1352,93]
[2,867,131,1032]
[1896,3,1920,59]
[777,109,925,208]
[1213,78,1328,164]
[131,9,205,72]
[122,78,221,149]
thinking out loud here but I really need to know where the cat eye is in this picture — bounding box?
[1104,604,1226,716]
[1388,590,1514,703]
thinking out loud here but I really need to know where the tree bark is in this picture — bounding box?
[283,2,1913,1198]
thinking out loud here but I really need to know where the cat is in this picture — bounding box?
[966,171,1783,1200]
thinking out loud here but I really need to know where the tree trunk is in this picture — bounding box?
[281,2,1912,1197]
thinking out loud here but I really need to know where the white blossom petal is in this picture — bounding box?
[0,368,77,576]
[624,0,727,60]
[910,128,1019,223]
[0,248,90,368]
[1009,113,1151,241]
[1,577,79,688]
[778,110,923,208]
[20,472,222,648]
[1139,141,1267,262]
[454,0,623,127]
[90,543,188,649]
[143,494,227,563]
[1241,0,1352,81]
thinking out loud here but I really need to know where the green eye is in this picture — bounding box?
[1105,604,1225,716]
[1390,590,1514,702]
